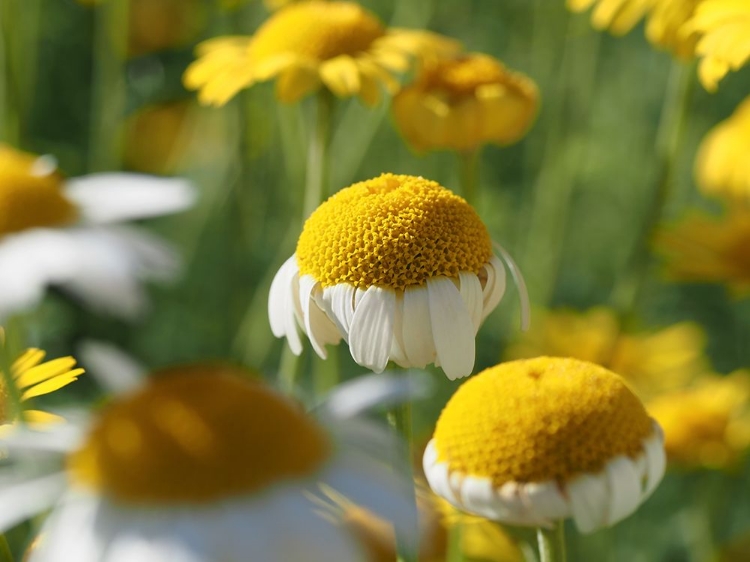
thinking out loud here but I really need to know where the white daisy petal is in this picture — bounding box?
[481,255,506,321]
[604,456,643,526]
[299,275,337,359]
[389,292,408,365]
[458,271,484,333]
[64,173,196,224]
[524,481,570,524]
[348,286,396,373]
[567,471,610,534]
[269,256,303,354]
[401,285,435,369]
[642,427,666,498]
[423,442,460,507]
[427,277,475,380]
[0,473,67,533]
[319,283,357,338]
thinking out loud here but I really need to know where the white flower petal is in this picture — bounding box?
[524,481,570,524]
[389,292,408,366]
[78,340,145,395]
[567,471,610,533]
[423,441,460,507]
[348,286,396,373]
[0,473,67,533]
[64,173,196,224]
[268,255,303,355]
[427,277,475,380]
[319,283,356,339]
[458,272,484,333]
[481,255,506,321]
[299,275,340,359]
[401,285,435,369]
[604,456,643,526]
[0,424,85,455]
[642,426,666,498]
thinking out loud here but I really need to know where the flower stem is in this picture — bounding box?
[446,519,464,562]
[302,90,334,220]
[537,522,566,562]
[389,399,418,562]
[458,149,480,207]
[0,322,23,423]
[0,535,12,562]
[278,345,302,394]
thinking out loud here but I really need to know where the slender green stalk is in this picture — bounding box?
[313,346,339,395]
[458,149,480,207]
[0,322,23,423]
[278,345,302,394]
[0,535,13,562]
[389,399,418,562]
[302,91,334,220]
[446,519,464,562]
[537,522,566,562]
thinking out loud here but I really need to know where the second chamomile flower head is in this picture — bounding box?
[269,173,521,380]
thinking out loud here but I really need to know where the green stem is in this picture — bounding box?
[389,400,418,562]
[610,61,694,322]
[537,522,566,562]
[0,535,13,562]
[458,149,480,207]
[313,346,339,395]
[278,345,302,394]
[446,519,464,562]
[302,91,334,220]
[0,324,23,423]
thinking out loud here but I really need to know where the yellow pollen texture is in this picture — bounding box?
[296,173,492,290]
[249,1,385,62]
[67,368,332,504]
[433,357,654,486]
[0,146,78,238]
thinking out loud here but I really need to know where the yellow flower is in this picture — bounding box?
[392,53,538,153]
[647,372,750,469]
[424,357,665,533]
[0,346,84,429]
[696,96,750,202]
[683,0,750,92]
[183,1,459,106]
[656,207,750,295]
[568,0,700,57]
[506,307,707,398]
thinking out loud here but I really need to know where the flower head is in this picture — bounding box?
[683,0,750,91]
[696,96,750,201]
[184,1,459,106]
[506,307,708,399]
[655,207,750,295]
[0,145,195,320]
[392,53,538,153]
[647,371,750,470]
[2,366,416,562]
[424,357,666,532]
[269,173,514,379]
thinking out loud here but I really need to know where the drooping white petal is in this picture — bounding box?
[348,286,396,373]
[64,174,196,224]
[458,271,484,333]
[319,283,356,339]
[523,481,571,525]
[427,277,475,380]
[78,340,145,395]
[642,427,666,498]
[567,471,610,533]
[481,255,507,321]
[492,243,529,330]
[604,456,644,526]
[0,472,67,533]
[423,441,460,507]
[389,292,408,366]
[268,255,303,355]
[299,276,340,359]
[401,285,435,369]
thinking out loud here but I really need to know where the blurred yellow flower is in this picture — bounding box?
[392,53,538,153]
[683,0,750,92]
[184,1,459,107]
[696,96,750,202]
[656,208,750,295]
[506,307,707,398]
[568,0,700,57]
[648,372,750,469]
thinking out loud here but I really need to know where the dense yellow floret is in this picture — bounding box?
[0,145,78,238]
[296,173,492,290]
[433,357,654,485]
[68,367,331,504]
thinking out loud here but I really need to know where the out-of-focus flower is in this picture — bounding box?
[647,371,750,470]
[184,1,459,107]
[568,0,700,58]
[0,366,417,562]
[683,0,750,92]
[123,102,194,175]
[506,307,707,398]
[424,357,666,533]
[0,346,83,430]
[656,207,750,295]
[268,173,521,380]
[392,53,538,153]
[219,0,297,10]
[0,145,195,320]
[695,96,750,202]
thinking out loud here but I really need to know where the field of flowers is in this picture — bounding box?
[0,0,749,561]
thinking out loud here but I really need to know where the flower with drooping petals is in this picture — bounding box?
[184,1,459,107]
[392,53,539,153]
[268,173,524,380]
[424,357,666,533]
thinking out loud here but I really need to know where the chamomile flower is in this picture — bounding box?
[0,145,194,320]
[424,357,666,533]
[184,1,459,107]
[0,367,417,562]
[268,173,525,380]
[392,53,539,153]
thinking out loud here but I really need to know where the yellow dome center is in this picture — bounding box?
[67,367,332,504]
[296,173,492,290]
[249,1,385,62]
[433,357,654,485]
[0,146,78,238]
[423,54,511,99]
